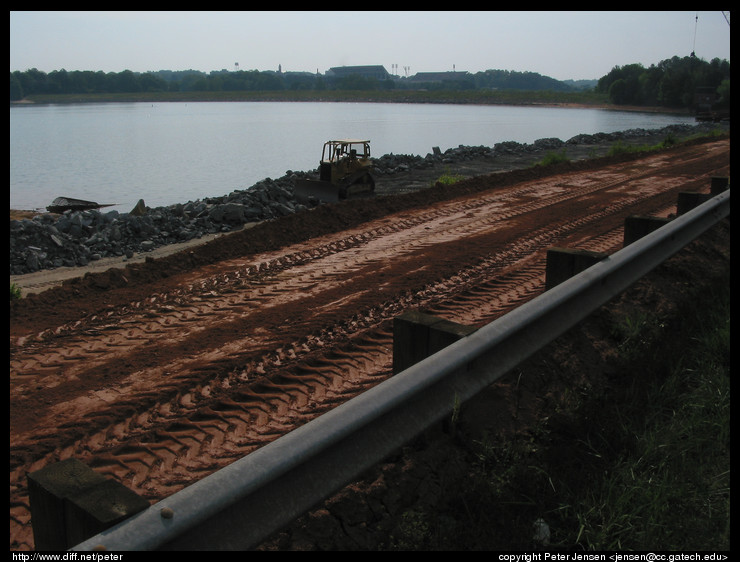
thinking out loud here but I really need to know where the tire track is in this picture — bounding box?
[9,141,730,550]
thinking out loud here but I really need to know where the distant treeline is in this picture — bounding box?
[595,55,730,108]
[10,55,729,110]
[9,67,584,97]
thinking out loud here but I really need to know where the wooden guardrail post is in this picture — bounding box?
[677,192,713,215]
[710,176,729,195]
[544,247,609,290]
[623,215,671,247]
[393,310,477,375]
[27,458,149,550]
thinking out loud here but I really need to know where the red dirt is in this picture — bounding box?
[9,138,730,550]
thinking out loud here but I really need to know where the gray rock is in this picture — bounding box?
[208,202,246,224]
[8,123,727,275]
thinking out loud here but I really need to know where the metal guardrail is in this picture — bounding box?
[72,190,729,551]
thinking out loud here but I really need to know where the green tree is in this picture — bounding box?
[716,79,730,109]
[139,72,168,92]
[10,73,24,100]
[597,56,729,108]
[48,69,72,94]
[597,63,644,104]
[9,55,728,108]
[334,74,379,90]
[113,70,141,93]
[636,66,662,106]
[17,68,48,95]
[608,79,629,105]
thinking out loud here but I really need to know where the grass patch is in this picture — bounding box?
[10,283,22,301]
[434,169,466,186]
[392,252,730,551]
[607,133,682,157]
[530,130,726,168]
[558,279,730,550]
[509,269,728,550]
[534,148,570,167]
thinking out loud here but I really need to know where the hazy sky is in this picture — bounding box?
[9,11,731,81]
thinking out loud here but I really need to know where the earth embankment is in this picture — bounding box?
[10,136,730,551]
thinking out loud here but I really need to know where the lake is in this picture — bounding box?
[9,101,697,214]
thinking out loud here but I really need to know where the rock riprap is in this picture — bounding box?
[9,123,721,275]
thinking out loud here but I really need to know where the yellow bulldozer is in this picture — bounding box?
[294,139,375,203]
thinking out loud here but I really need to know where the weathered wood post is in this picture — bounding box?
[393,310,477,375]
[27,458,149,550]
[677,192,713,215]
[623,215,671,247]
[544,247,609,290]
[710,176,729,194]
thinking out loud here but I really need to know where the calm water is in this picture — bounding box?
[10,101,696,213]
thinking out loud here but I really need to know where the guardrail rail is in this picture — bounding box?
[65,187,729,551]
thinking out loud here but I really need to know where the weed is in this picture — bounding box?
[434,168,465,186]
[10,283,21,301]
[401,260,730,550]
[535,149,569,167]
[546,268,730,550]
[390,509,431,550]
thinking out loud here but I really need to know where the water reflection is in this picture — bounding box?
[10,102,696,212]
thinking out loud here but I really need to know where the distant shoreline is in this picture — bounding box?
[9,90,692,115]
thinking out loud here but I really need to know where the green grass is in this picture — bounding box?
[607,133,680,157]
[558,284,730,550]
[540,273,728,550]
[10,283,22,301]
[434,169,466,186]
[535,148,571,167]
[530,130,726,170]
[389,258,730,551]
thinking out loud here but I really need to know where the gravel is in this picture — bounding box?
[9,123,726,275]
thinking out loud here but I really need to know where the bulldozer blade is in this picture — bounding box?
[294,179,342,204]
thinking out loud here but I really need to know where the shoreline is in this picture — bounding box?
[9,114,705,217]
[10,93,692,116]
[10,124,729,295]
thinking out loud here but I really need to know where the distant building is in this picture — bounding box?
[325,65,390,80]
[408,71,470,84]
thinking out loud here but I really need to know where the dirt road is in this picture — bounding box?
[9,138,730,550]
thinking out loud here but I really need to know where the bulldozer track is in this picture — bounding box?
[9,139,729,550]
